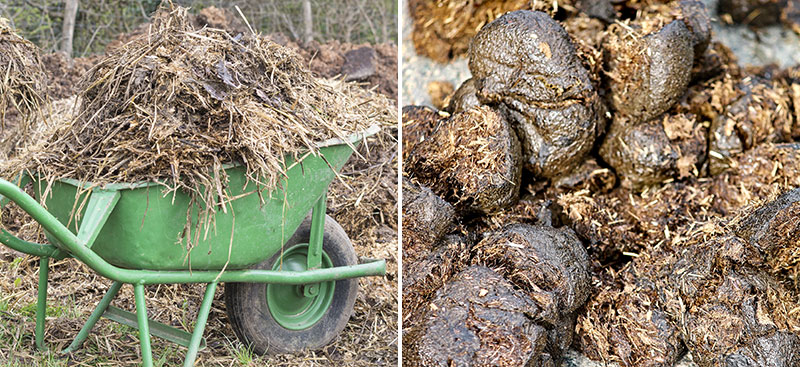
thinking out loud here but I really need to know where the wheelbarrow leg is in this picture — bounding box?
[35,256,48,351]
[134,284,153,367]
[183,282,217,367]
[62,281,123,354]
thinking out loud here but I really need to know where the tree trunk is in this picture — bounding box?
[302,0,313,45]
[61,0,79,58]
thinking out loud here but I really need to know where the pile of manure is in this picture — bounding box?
[6,3,394,247]
[0,18,48,155]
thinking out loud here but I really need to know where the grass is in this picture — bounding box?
[0,209,397,367]
[231,343,256,366]
[0,302,320,366]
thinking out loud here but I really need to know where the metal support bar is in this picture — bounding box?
[183,282,217,367]
[102,306,205,350]
[35,257,48,351]
[307,193,326,271]
[304,194,326,297]
[62,281,123,354]
[134,284,153,367]
[0,231,66,259]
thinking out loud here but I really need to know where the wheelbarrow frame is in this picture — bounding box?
[0,127,387,366]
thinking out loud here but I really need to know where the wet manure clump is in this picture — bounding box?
[406,105,522,213]
[468,10,606,181]
[599,112,707,189]
[404,223,591,366]
[7,3,393,247]
[404,265,565,367]
[472,224,591,328]
[707,76,794,175]
[401,233,472,326]
[573,185,800,367]
[662,194,800,367]
[401,178,455,264]
[598,0,713,188]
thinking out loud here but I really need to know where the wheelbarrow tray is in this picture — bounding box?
[32,127,376,271]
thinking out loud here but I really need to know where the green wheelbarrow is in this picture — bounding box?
[0,126,387,366]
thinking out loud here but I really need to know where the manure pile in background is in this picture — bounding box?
[403,0,800,366]
[0,18,48,156]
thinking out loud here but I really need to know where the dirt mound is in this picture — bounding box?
[273,37,398,101]
[194,6,248,35]
[40,53,101,100]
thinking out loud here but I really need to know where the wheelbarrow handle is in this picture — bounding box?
[0,177,69,259]
[0,173,31,209]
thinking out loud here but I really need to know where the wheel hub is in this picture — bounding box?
[266,244,335,330]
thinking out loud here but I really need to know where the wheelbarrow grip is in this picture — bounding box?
[0,177,68,259]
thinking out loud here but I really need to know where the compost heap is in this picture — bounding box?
[7,4,393,247]
[0,18,48,155]
[403,1,800,366]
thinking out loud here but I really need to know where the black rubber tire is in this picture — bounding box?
[224,214,358,355]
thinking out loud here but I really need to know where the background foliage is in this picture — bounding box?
[0,0,398,57]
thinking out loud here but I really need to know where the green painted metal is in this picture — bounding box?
[0,173,30,209]
[34,143,356,271]
[63,281,123,354]
[76,190,120,249]
[183,282,217,367]
[267,244,335,330]
[307,194,326,271]
[0,230,66,259]
[102,306,205,350]
[134,284,153,367]
[0,169,385,286]
[0,180,385,283]
[304,194,326,297]
[0,174,66,259]
[35,256,48,351]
